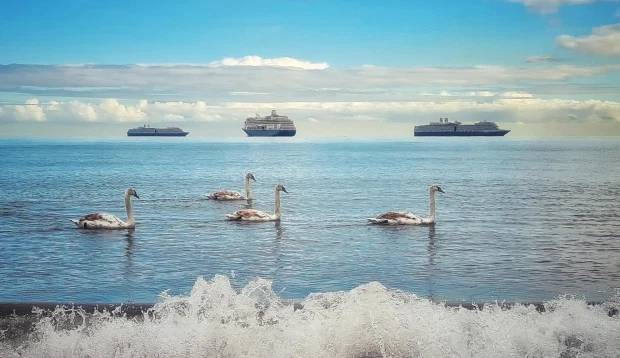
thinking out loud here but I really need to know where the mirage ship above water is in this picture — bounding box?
[127,125,189,137]
[243,110,296,137]
[414,118,510,136]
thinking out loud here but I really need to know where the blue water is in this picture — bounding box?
[0,138,619,303]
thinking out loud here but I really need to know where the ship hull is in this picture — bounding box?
[243,129,296,137]
[414,130,510,137]
[127,132,189,137]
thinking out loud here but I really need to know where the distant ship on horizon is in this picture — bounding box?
[414,118,510,136]
[243,110,296,137]
[127,125,189,137]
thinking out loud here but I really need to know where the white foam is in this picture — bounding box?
[3,275,619,357]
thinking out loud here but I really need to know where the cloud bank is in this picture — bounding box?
[1,62,618,102]
[1,56,620,136]
[557,23,620,56]
[2,97,619,128]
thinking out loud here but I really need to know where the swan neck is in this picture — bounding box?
[429,189,436,221]
[125,192,134,225]
[245,177,252,199]
[275,188,281,219]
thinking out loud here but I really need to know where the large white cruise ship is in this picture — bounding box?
[242,110,296,137]
[414,118,510,136]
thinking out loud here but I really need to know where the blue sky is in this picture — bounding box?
[1,0,620,137]
[1,0,617,66]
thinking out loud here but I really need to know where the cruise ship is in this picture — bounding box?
[414,118,510,136]
[243,110,296,137]
[127,125,189,137]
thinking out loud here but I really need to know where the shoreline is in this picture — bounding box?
[1,301,617,318]
[2,301,617,341]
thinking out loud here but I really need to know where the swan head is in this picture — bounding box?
[127,188,140,199]
[276,184,288,193]
[430,185,444,193]
[246,172,256,181]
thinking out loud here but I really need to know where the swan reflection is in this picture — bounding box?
[426,225,438,299]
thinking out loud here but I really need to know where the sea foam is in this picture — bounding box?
[2,275,619,357]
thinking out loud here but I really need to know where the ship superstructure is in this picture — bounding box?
[243,110,296,137]
[414,118,509,136]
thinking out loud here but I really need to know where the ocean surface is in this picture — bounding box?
[0,138,619,304]
[1,138,620,357]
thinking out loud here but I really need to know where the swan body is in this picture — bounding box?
[368,185,444,225]
[367,211,433,225]
[227,184,287,222]
[207,173,255,200]
[207,190,245,201]
[71,188,139,230]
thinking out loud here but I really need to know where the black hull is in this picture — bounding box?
[414,130,509,137]
[243,129,296,137]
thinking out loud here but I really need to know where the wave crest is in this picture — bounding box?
[3,275,619,357]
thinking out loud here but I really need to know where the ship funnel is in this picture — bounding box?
[271,110,277,116]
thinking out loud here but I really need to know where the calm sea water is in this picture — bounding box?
[1,138,619,303]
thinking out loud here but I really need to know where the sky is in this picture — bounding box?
[1,0,620,138]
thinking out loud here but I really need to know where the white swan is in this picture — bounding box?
[71,188,139,229]
[207,173,256,201]
[368,185,444,225]
[226,184,287,222]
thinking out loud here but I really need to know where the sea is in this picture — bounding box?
[0,138,619,357]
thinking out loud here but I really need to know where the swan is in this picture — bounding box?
[207,173,256,201]
[226,184,287,222]
[368,185,444,225]
[71,188,139,229]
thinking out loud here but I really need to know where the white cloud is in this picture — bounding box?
[64,101,98,122]
[557,23,620,56]
[470,91,497,97]
[421,90,499,97]
[0,98,46,122]
[501,91,535,98]
[525,55,561,63]
[208,56,329,70]
[511,0,596,14]
[0,99,229,124]
[98,99,147,122]
[146,100,223,122]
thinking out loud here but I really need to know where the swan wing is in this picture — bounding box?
[377,211,416,220]
[368,211,405,224]
[226,209,272,221]
[87,213,120,223]
[368,211,423,225]
[73,212,126,229]
[207,190,245,200]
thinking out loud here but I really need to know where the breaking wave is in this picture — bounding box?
[2,275,619,357]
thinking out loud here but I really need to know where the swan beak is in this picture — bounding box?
[437,187,445,193]
[282,187,288,193]
[133,193,140,199]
